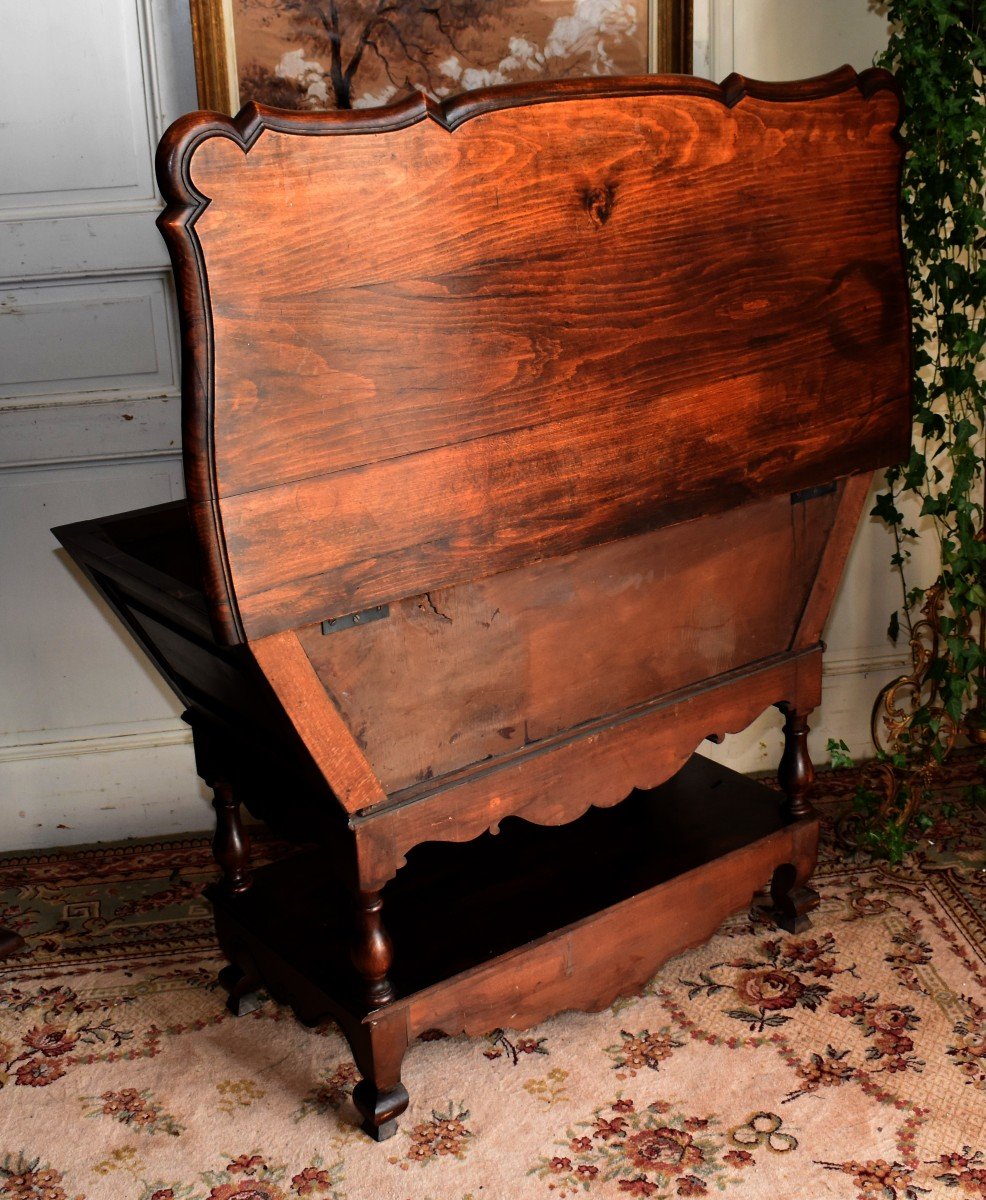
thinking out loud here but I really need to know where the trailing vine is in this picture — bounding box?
[828,0,985,861]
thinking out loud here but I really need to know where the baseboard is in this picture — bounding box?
[822,649,909,679]
[0,717,192,764]
[701,652,908,775]
[0,720,207,851]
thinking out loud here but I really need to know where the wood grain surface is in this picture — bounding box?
[158,68,909,643]
[207,754,819,1033]
[403,817,819,1037]
[249,630,387,813]
[300,490,838,793]
[93,70,917,1136]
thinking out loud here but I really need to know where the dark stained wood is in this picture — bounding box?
[210,757,819,1139]
[765,863,820,936]
[778,704,817,819]
[351,890,396,1007]
[793,471,875,647]
[348,1011,411,1141]
[55,68,913,1139]
[216,758,819,1001]
[216,962,266,1017]
[52,509,352,837]
[210,780,253,895]
[157,68,908,643]
[249,631,386,814]
[53,502,210,640]
[404,825,818,1039]
[0,928,25,960]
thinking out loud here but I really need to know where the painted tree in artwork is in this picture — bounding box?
[237,0,644,110]
[285,0,507,108]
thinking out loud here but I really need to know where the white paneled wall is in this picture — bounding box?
[0,0,208,848]
[1,1,912,849]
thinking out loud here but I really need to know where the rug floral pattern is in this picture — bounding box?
[0,759,982,1199]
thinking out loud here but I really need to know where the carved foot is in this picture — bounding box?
[352,1078,410,1141]
[347,1008,410,1140]
[762,862,820,934]
[0,926,25,959]
[218,962,266,1016]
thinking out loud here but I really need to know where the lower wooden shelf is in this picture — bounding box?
[207,754,819,1136]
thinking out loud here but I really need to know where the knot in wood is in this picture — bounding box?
[582,184,615,227]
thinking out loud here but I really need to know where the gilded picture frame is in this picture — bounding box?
[188,0,692,115]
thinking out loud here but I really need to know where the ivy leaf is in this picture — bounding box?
[871,492,903,525]
[826,739,855,770]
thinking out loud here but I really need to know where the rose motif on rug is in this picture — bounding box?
[134,1151,344,1200]
[677,931,852,1033]
[948,996,986,1089]
[529,1097,745,1197]
[81,1086,183,1136]
[0,765,980,1198]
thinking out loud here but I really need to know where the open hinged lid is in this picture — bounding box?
[157,66,910,648]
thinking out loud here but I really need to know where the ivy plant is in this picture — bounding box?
[829,0,984,861]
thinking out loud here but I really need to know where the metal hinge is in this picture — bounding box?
[321,604,389,635]
[790,481,837,505]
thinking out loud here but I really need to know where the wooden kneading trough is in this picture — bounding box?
[55,65,912,1140]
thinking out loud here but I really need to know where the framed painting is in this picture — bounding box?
[188,0,692,115]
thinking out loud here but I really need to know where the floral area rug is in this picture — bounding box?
[0,758,982,1200]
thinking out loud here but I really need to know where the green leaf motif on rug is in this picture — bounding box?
[214,1078,266,1115]
[81,1086,183,1136]
[523,1067,570,1107]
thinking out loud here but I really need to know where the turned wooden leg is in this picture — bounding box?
[778,704,816,819]
[349,1011,410,1141]
[211,780,252,895]
[768,861,820,935]
[352,889,395,1007]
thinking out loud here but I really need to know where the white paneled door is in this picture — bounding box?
[0,0,209,848]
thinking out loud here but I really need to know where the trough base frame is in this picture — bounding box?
[208,753,820,1140]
